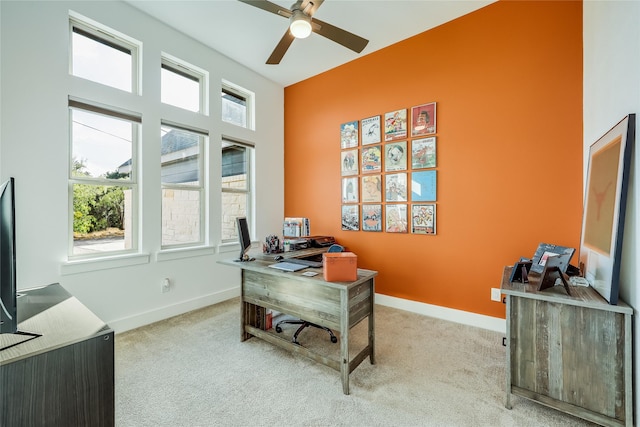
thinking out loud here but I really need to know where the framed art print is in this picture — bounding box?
[361,115,381,145]
[341,205,359,231]
[385,204,408,233]
[411,102,436,137]
[362,204,382,232]
[411,170,436,201]
[412,204,436,235]
[385,141,407,171]
[385,173,407,202]
[342,177,359,203]
[340,121,358,149]
[361,175,382,203]
[579,114,635,305]
[411,137,436,169]
[361,145,382,173]
[384,109,407,141]
[341,149,358,176]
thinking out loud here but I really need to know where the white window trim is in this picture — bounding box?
[221,80,255,130]
[161,53,210,115]
[221,138,255,244]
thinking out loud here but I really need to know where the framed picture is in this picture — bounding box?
[411,170,436,201]
[411,102,436,137]
[579,114,635,305]
[361,115,381,145]
[361,145,382,173]
[340,121,358,149]
[384,109,407,141]
[412,204,436,235]
[362,204,382,231]
[341,205,359,231]
[384,141,407,171]
[530,243,576,275]
[341,149,358,176]
[411,137,436,169]
[385,204,408,233]
[361,175,382,203]
[385,173,407,202]
[341,177,359,203]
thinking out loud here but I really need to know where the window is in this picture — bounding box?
[161,55,207,113]
[161,123,207,248]
[69,99,140,257]
[221,140,254,242]
[221,81,254,129]
[70,14,140,93]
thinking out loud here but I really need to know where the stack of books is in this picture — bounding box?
[283,217,310,237]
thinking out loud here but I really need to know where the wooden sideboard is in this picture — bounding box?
[0,283,114,426]
[500,266,633,427]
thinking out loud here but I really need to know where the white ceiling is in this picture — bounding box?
[125,0,495,87]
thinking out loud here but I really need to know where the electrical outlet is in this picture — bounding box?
[161,278,170,293]
[491,288,501,302]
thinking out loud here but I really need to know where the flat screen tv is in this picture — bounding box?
[235,217,254,262]
[0,177,17,334]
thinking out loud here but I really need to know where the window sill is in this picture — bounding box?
[156,245,215,262]
[61,252,150,275]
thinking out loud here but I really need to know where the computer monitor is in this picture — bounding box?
[235,217,254,262]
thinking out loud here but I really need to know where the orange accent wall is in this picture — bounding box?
[284,1,583,319]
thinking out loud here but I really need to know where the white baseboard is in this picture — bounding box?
[375,293,506,334]
[110,286,240,334]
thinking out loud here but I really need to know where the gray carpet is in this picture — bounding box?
[115,298,594,426]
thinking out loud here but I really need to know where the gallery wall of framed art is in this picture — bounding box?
[340,103,437,235]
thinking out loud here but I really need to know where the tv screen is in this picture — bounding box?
[236,217,253,262]
[0,177,17,334]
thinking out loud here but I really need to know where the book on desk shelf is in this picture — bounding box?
[283,217,310,237]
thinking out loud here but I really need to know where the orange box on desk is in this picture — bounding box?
[323,252,358,282]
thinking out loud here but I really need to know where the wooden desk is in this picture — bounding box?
[219,248,377,394]
[1,283,114,426]
[500,266,633,427]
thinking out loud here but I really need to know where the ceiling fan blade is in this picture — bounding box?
[267,30,295,64]
[311,17,369,53]
[237,0,292,19]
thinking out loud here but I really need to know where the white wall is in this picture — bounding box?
[583,0,640,416]
[0,1,284,332]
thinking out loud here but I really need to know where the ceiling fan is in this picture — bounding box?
[238,0,369,64]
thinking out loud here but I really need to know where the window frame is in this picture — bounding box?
[161,54,209,115]
[221,80,255,130]
[221,138,254,244]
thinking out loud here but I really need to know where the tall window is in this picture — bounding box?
[221,140,253,242]
[70,14,140,93]
[161,55,207,113]
[69,99,140,257]
[161,123,207,248]
[221,81,254,129]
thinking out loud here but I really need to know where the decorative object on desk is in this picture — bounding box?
[341,177,359,203]
[384,141,407,171]
[411,170,437,201]
[341,205,359,231]
[538,256,571,296]
[411,204,436,235]
[385,204,408,233]
[263,234,280,254]
[411,102,436,137]
[361,145,382,173]
[509,261,532,283]
[283,217,310,237]
[530,243,575,275]
[362,204,382,232]
[384,108,407,141]
[579,114,635,305]
[340,148,358,176]
[361,115,381,145]
[361,175,382,203]
[323,252,357,282]
[385,173,407,202]
[340,120,358,149]
[411,137,436,169]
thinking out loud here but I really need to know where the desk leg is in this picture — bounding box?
[369,278,376,365]
[505,294,512,409]
[340,290,350,395]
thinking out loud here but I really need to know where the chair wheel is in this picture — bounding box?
[275,326,282,333]
[331,336,338,343]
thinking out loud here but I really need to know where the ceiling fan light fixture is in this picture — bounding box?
[289,10,312,39]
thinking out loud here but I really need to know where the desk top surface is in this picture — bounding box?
[218,247,377,289]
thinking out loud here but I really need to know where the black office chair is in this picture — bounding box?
[275,244,344,345]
